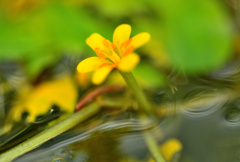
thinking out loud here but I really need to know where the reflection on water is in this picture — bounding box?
[14,115,158,162]
[14,105,240,162]
[0,62,26,132]
[2,60,240,162]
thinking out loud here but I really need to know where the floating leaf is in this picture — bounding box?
[156,0,233,73]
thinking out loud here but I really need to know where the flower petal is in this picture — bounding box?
[92,65,113,84]
[86,33,106,51]
[130,32,151,49]
[117,53,140,72]
[77,57,103,73]
[113,24,131,46]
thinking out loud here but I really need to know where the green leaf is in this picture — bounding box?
[31,2,111,52]
[0,17,45,59]
[0,1,111,77]
[35,3,87,51]
[94,0,148,18]
[156,0,233,73]
[133,61,165,89]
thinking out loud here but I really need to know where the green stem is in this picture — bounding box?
[0,102,100,162]
[120,71,165,162]
[144,132,166,162]
[139,115,166,162]
[119,71,153,114]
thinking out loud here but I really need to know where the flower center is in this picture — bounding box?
[100,39,120,64]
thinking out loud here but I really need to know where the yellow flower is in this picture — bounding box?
[77,24,150,84]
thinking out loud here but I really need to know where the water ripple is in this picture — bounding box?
[22,118,158,157]
[181,88,231,118]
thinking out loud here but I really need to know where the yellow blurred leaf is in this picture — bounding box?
[7,75,78,123]
[160,138,182,162]
[148,138,182,162]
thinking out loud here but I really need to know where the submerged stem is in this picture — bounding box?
[120,71,165,161]
[119,71,153,114]
[144,132,166,162]
[139,115,166,162]
[0,102,100,162]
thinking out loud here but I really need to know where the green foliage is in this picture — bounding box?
[0,17,44,59]
[33,2,92,51]
[93,0,148,18]
[154,0,233,73]
[0,0,235,78]
[134,61,165,89]
[0,1,110,78]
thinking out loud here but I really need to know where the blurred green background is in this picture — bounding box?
[0,0,234,81]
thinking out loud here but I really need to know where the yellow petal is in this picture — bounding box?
[92,65,113,84]
[86,33,106,50]
[77,57,103,73]
[113,24,131,46]
[118,53,140,72]
[130,32,151,49]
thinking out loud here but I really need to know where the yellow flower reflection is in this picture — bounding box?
[77,24,150,84]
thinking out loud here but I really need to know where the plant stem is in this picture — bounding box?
[120,71,165,162]
[75,85,125,111]
[144,132,166,162]
[0,102,100,162]
[119,71,153,114]
[139,115,166,162]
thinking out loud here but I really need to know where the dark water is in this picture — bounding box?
[2,60,240,162]
[13,101,240,162]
